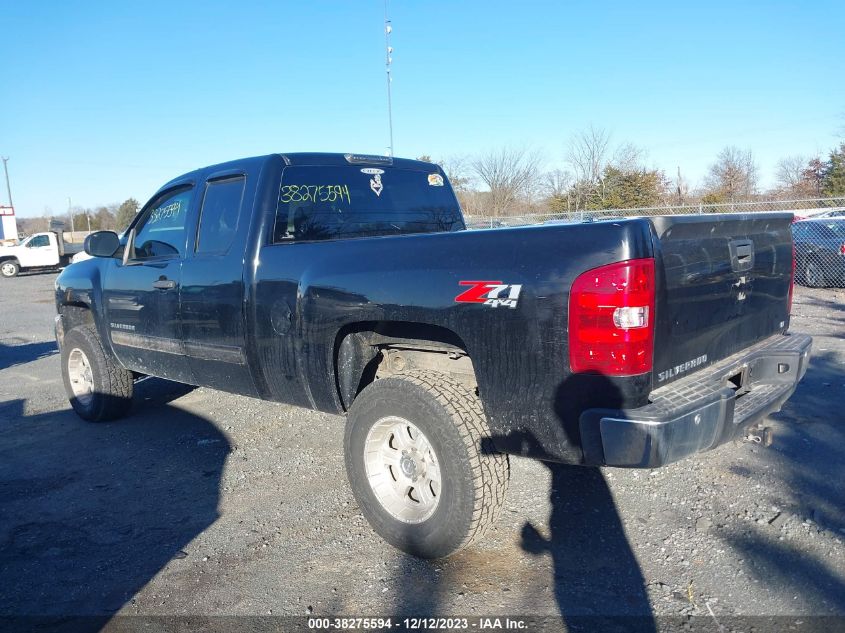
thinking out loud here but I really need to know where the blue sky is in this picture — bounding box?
[3,0,843,217]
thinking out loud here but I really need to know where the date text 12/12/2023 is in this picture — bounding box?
[306,617,529,630]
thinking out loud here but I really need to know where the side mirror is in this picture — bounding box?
[84,231,121,258]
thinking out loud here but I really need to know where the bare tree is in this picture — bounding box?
[541,169,573,212]
[563,126,612,210]
[802,158,825,197]
[775,155,808,191]
[673,167,689,205]
[438,154,474,193]
[704,146,758,202]
[566,126,611,185]
[543,169,573,198]
[456,190,487,218]
[612,142,645,173]
[471,147,544,217]
[772,154,827,198]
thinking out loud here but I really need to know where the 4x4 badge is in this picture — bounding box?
[455,281,522,309]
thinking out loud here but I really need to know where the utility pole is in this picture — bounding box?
[677,166,683,205]
[68,197,75,233]
[384,0,394,157]
[1,157,12,210]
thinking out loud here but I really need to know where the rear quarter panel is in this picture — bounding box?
[253,219,655,463]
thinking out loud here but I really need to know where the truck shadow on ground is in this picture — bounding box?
[387,349,845,624]
[491,435,655,632]
[521,463,655,629]
[0,378,228,630]
[391,373,656,632]
[0,341,57,370]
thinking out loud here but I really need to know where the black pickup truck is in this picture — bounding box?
[55,153,811,558]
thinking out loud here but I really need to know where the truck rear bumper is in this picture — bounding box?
[579,332,812,468]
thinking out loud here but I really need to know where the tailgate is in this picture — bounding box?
[650,213,793,386]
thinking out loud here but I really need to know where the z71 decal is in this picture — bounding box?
[455,281,522,309]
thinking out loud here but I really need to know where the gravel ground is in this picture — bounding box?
[0,271,843,627]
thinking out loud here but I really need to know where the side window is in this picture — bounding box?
[27,235,50,248]
[131,189,193,260]
[196,177,245,254]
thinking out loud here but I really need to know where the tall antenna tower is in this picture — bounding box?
[384,0,394,157]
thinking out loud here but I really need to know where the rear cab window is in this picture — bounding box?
[196,176,245,254]
[272,165,464,243]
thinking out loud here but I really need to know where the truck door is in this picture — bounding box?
[102,186,195,384]
[22,234,59,267]
[179,171,258,396]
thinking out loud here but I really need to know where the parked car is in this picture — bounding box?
[69,230,126,265]
[792,218,845,287]
[70,250,93,265]
[54,153,811,558]
[815,209,845,219]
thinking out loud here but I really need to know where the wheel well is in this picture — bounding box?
[0,256,19,263]
[334,321,474,410]
[60,303,95,330]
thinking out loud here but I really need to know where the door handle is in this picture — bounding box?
[152,278,177,290]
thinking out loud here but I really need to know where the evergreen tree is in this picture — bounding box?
[587,166,668,209]
[821,144,845,197]
[94,206,117,231]
[115,198,140,231]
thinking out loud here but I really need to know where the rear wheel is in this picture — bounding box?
[344,371,509,559]
[804,259,826,288]
[1,260,19,278]
[61,325,133,421]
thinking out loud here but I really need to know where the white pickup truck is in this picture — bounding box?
[0,231,86,278]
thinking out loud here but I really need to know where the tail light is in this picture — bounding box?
[839,243,845,256]
[569,258,655,376]
[788,244,796,316]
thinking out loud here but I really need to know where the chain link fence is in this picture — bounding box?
[465,197,845,289]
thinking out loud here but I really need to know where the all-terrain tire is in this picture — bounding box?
[61,325,133,421]
[0,260,20,278]
[344,371,510,559]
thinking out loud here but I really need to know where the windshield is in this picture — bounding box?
[818,221,845,238]
[273,165,464,243]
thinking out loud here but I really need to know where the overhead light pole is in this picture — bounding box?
[68,196,75,233]
[384,0,394,157]
[1,157,12,210]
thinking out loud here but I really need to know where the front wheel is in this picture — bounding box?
[0,260,19,278]
[344,371,509,559]
[61,325,134,421]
